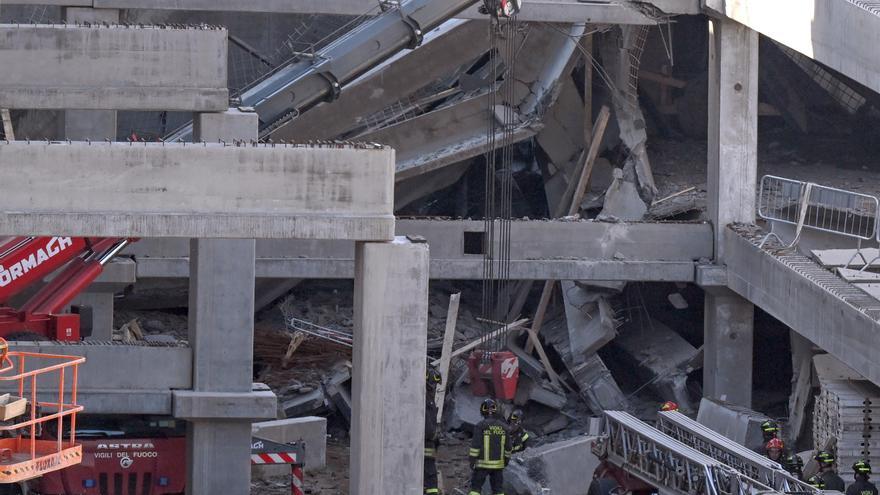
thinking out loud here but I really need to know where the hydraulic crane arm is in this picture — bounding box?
[167,0,484,141]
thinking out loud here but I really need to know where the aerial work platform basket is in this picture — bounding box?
[0,338,85,483]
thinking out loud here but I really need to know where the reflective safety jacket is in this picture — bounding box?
[425,399,439,458]
[469,417,510,470]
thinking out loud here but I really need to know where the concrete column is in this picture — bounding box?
[703,18,759,408]
[62,8,119,140]
[351,238,429,494]
[71,292,114,341]
[185,109,261,495]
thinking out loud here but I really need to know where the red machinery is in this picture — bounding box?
[467,350,520,401]
[0,237,132,341]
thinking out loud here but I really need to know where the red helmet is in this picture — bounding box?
[660,401,679,412]
[766,438,785,450]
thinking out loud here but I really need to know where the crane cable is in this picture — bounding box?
[480,11,518,353]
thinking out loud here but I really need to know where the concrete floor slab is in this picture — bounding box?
[0,24,228,111]
[0,142,395,240]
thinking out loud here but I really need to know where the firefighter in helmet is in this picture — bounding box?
[848,460,879,495]
[424,366,442,495]
[507,409,530,457]
[468,398,510,495]
[816,450,846,492]
[765,438,785,463]
[659,401,679,413]
[783,452,804,480]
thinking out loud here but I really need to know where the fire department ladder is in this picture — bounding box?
[597,411,779,495]
[656,411,818,494]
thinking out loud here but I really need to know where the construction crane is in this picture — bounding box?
[593,411,782,495]
[0,237,132,340]
[166,0,522,141]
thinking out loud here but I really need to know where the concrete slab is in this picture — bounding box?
[0,24,228,111]
[0,142,395,240]
[705,0,880,95]
[505,435,600,495]
[172,390,277,420]
[697,397,771,451]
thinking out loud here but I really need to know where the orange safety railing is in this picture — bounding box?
[0,338,85,483]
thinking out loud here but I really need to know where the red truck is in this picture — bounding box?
[35,416,186,495]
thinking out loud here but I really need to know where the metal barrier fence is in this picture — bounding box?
[757,175,879,256]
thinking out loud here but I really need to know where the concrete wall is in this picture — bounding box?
[0,24,228,111]
[0,142,395,240]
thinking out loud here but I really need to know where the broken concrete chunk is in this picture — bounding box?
[282,388,327,418]
[513,375,567,410]
[697,397,772,449]
[612,316,699,412]
[597,171,648,221]
[445,383,484,431]
[504,435,601,495]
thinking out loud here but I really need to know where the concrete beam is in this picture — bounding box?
[0,142,395,240]
[7,0,662,22]
[725,226,880,388]
[128,220,713,281]
[0,342,191,414]
[704,0,880,95]
[0,24,228,111]
[172,390,277,420]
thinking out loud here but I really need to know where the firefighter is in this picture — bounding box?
[425,366,443,495]
[765,438,785,463]
[808,475,827,490]
[784,452,805,480]
[507,409,530,456]
[753,420,781,455]
[816,450,846,492]
[660,401,679,413]
[469,398,510,495]
[847,460,879,495]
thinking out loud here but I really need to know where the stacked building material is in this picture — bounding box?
[813,355,880,479]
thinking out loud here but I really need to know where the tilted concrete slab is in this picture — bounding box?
[704,0,880,95]
[0,24,228,111]
[0,342,191,414]
[724,225,880,386]
[0,142,395,240]
[128,220,713,281]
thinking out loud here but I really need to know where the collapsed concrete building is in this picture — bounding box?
[1,0,880,493]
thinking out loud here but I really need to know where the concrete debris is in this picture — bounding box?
[281,388,328,418]
[612,316,699,412]
[513,375,567,410]
[323,363,352,425]
[697,397,772,450]
[445,383,486,431]
[562,288,617,357]
[597,168,648,221]
[667,292,688,310]
[504,436,600,495]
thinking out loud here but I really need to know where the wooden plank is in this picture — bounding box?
[0,110,13,141]
[434,292,460,424]
[525,280,554,354]
[566,105,611,217]
[430,319,529,367]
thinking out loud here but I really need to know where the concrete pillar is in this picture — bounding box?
[351,238,429,494]
[703,18,759,408]
[62,8,119,140]
[71,292,114,341]
[185,109,261,495]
